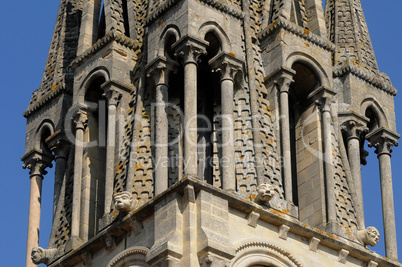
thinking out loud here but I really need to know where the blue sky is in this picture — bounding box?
[0,1,401,266]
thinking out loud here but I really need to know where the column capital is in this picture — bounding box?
[45,131,71,160]
[146,56,178,86]
[265,67,295,93]
[21,150,53,177]
[73,110,88,130]
[173,35,208,65]
[367,127,400,156]
[104,89,122,107]
[341,119,369,141]
[209,52,244,82]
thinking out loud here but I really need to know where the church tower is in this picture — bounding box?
[22,0,400,266]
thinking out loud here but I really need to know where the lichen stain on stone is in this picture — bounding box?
[228,52,236,58]
[195,15,199,18]
[305,43,310,47]
[116,162,123,173]
[303,29,310,35]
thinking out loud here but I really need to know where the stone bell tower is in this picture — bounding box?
[22,0,400,266]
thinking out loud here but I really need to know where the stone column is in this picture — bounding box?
[173,36,207,177]
[147,58,177,195]
[368,128,399,260]
[278,74,294,202]
[103,90,122,215]
[341,119,368,229]
[22,151,53,267]
[210,53,243,191]
[71,110,88,245]
[47,134,70,220]
[322,104,336,223]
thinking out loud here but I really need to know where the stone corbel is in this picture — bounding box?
[199,253,231,267]
[278,225,290,240]
[31,247,58,266]
[338,249,349,264]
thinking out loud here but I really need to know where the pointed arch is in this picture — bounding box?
[77,67,110,103]
[158,25,181,58]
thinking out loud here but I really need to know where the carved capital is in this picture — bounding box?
[104,89,122,107]
[266,67,295,93]
[341,120,368,141]
[366,127,399,157]
[146,57,178,86]
[22,150,53,177]
[173,35,208,65]
[46,131,70,160]
[209,52,244,82]
[73,110,88,131]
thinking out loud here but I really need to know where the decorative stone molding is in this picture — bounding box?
[46,131,70,160]
[356,227,380,247]
[338,249,349,264]
[73,110,88,131]
[209,52,244,82]
[31,247,58,265]
[146,0,243,25]
[366,128,399,156]
[309,237,321,252]
[173,35,208,65]
[341,120,369,142]
[21,150,54,177]
[146,56,178,86]
[247,211,260,228]
[104,89,122,107]
[334,63,397,96]
[113,191,138,213]
[258,18,335,52]
[81,252,93,266]
[279,225,290,240]
[71,30,139,68]
[233,240,303,267]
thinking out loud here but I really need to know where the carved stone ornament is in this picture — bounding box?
[356,226,380,247]
[113,191,138,213]
[254,183,277,204]
[31,247,57,265]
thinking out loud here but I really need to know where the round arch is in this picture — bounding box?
[198,21,231,52]
[34,120,55,151]
[77,68,110,104]
[232,240,303,267]
[360,97,388,129]
[107,246,149,267]
[158,25,181,57]
[285,52,330,88]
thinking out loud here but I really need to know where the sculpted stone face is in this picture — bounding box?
[255,183,276,203]
[31,247,45,264]
[357,226,380,247]
[113,191,136,212]
[365,227,380,246]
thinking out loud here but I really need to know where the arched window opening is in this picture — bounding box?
[365,107,379,133]
[121,0,130,37]
[288,62,322,222]
[165,34,177,60]
[97,0,106,40]
[197,32,221,185]
[83,76,107,239]
[39,127,52,155]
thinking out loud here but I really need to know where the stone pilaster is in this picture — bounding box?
[209,52,243,191]
[173,36,208,177]
[367,128,399,260]
[22,150,53,267]
[146,57,178,195]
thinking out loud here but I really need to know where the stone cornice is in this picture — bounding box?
[51,176,402,267]
[71,31,139,69]
[258,18,335,52]
[146,0,243,25]
[333,63,397,96]
[23,76,71,118]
